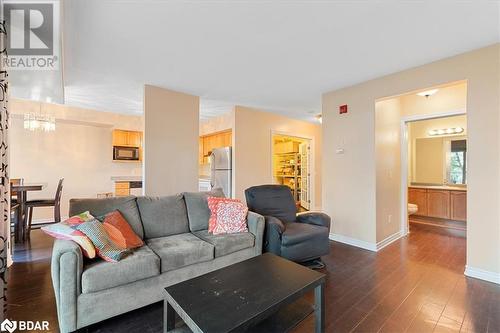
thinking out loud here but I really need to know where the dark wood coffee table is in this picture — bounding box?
[163,253,326,333]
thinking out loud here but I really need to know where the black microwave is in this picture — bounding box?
[113,146,140,161]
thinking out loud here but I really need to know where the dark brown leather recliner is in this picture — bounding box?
[245,185,331,263]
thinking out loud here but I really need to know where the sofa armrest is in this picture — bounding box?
[263,216,286,256]
[51,239,83,333]
[247,211,265,255]
[296,212,331,229]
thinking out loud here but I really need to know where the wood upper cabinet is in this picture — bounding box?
[408,188,428,216]
[113,129,143,147]
[200,130,232,164]
[450,191,467,221]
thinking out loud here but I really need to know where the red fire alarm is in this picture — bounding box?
[339,104,348,114]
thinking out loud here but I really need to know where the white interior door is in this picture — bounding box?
[299,142,311,210]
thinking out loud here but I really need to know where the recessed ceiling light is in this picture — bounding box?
[416,89,439,98]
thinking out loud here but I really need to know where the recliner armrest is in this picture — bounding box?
[296,212,331,229]
[263,216,286,255]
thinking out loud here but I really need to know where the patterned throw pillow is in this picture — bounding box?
[207,197,242,232]
[212,200,248,235]
[42,211,96,258]
[75,219,130,262]
[96,210,143,250]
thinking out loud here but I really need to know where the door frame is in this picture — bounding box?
[270,130,316,210]
[400,109,466,235]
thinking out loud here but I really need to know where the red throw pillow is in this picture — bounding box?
[212,200,248,235]
[97,210,143,250]
[207,197,242,232]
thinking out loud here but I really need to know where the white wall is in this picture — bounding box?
[10,99,143,221]
[143,85,199,196]
[323,44,499,281]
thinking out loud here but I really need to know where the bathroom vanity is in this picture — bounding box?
[408,185,466,222]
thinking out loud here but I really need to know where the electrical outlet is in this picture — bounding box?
[388,214,392,224]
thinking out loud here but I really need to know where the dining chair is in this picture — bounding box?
[10,178,23,204]
[10,178,23,245]
[25,178,64,239]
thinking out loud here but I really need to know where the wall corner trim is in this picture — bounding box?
[464,265,500,285]
[329,230,404,252]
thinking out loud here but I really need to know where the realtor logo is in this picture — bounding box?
[0,319,49,331]
[2,1,60,70]
[0,319,17,333]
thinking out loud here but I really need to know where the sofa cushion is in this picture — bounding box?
[69,196,144,239]
[81,245,160,293]
[146,233,214,273]
[183,188,225,232]
[281,222,329,246]
[193,230,255,257]
[137,195,190,239]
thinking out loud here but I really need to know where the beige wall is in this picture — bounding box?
[375,99,402,242]
[233,106,322,209]
[199,113,233,136]
[10,99,143,221]
[144,85,199,195]
[414,137,445,184]
[400,82,467,117]
[323,44,499,277]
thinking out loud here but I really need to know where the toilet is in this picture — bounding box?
[408,203,418,215]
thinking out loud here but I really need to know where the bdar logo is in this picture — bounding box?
[0,319,17,333]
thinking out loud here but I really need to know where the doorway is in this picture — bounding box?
[375,80,468,249]
[271,133,313,211]
[402,112,467,236]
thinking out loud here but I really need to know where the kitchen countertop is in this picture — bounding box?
[199,176,210,181]
[111,176,143,182]
[409,185,467,191]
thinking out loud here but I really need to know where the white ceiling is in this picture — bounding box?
[13,1,500,122]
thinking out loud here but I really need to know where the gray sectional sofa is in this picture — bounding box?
[51,191,265,333]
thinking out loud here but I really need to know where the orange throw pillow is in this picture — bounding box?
[207,197,244,233]
[97,210,143,250]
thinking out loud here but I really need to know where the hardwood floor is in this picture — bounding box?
[6,225,500,333]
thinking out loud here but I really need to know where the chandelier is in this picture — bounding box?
[24,105,56,132]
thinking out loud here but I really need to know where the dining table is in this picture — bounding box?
[11,183,45,242]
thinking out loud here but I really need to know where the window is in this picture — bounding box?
[448,139,466,184]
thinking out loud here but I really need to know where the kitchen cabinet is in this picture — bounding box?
[408,188,428,216]
[426,190,450,219]
[450,191,467,221]
[408,187,466,221]
[113,129,143,147]
[115,181,130,196]
[200,130,232,164]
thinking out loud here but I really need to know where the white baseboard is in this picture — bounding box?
[464,265,500,285]
[376,231,404,251]
[329,230,404,252]
[329,233,377,252]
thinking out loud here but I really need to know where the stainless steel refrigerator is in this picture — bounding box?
[210,147,232,197]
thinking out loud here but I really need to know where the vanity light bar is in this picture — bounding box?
[428,127,464,136]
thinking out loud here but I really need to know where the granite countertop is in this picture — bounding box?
[409,184,467,191]
[111,176,143,182]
